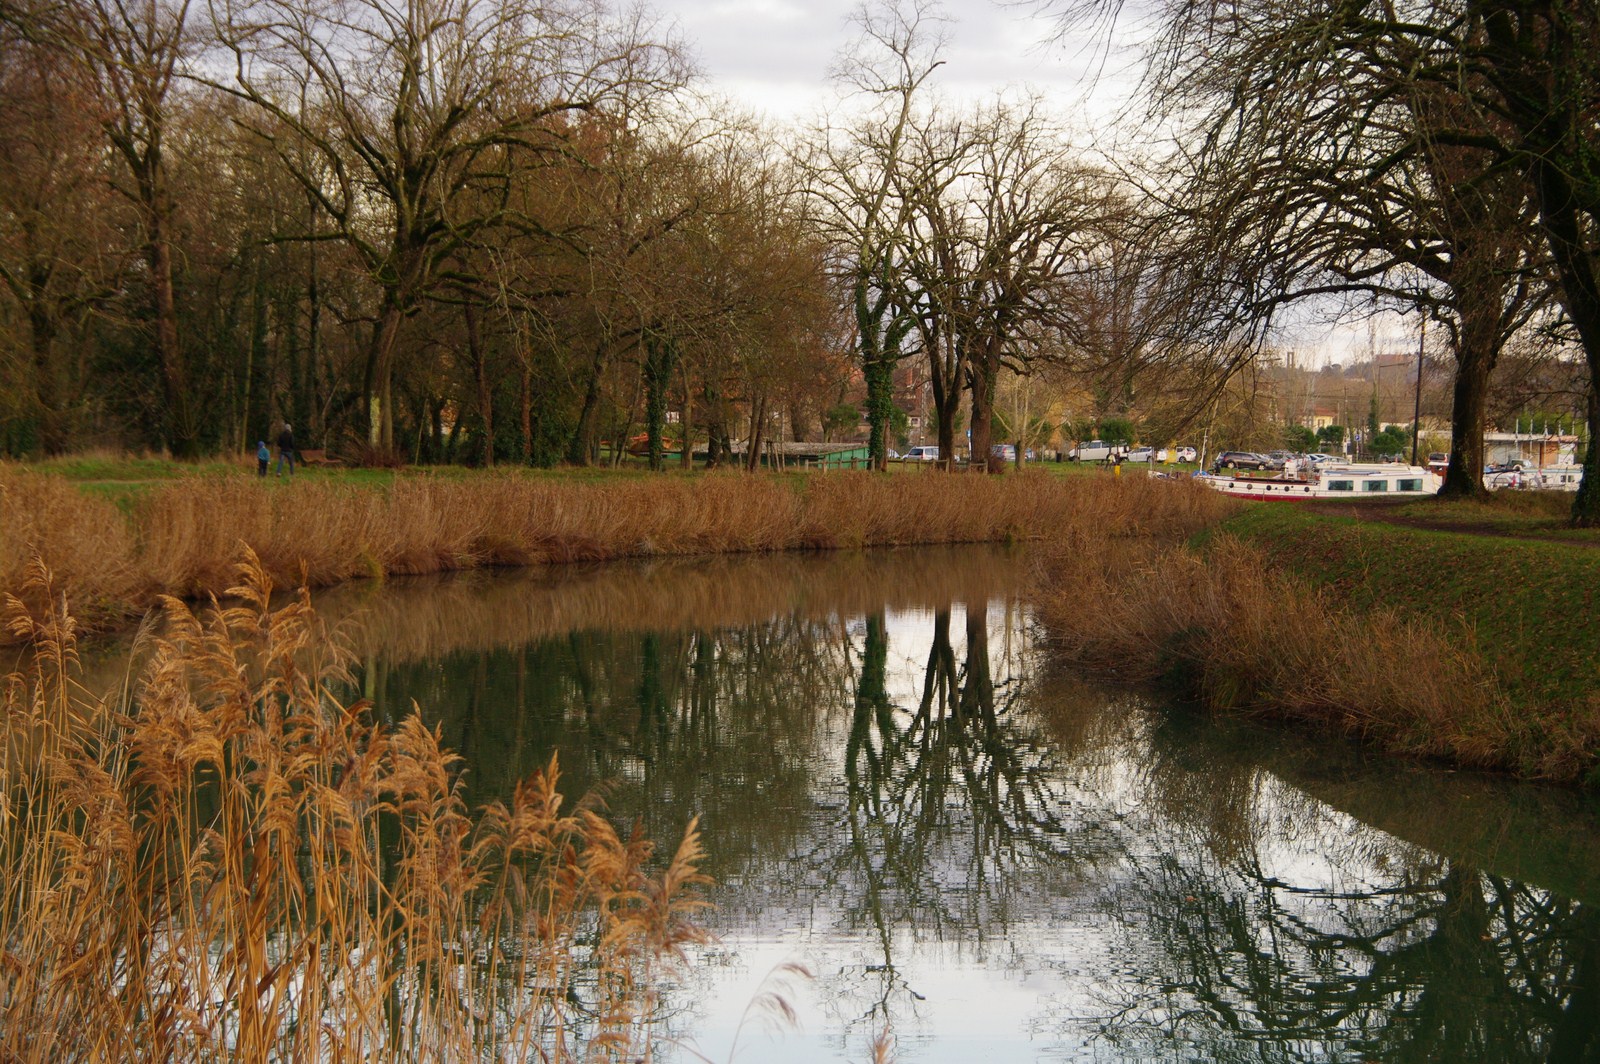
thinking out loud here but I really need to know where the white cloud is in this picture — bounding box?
[652,0,1138,125]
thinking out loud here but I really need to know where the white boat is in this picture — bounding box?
[1196,463,1441,501]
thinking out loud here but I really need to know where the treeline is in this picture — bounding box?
[0,0,1258,477]
[5,0,1600,525]
[0,0,841,466]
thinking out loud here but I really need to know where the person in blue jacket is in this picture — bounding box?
[256,440,270,477]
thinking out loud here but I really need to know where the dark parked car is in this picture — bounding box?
[1214,450,1272,471]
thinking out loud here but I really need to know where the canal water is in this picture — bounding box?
[78,545,1600,1060]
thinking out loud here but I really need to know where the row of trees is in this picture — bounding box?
[0,0,1269,479]
[0,0,845,466]
[1033,0,1600,519]
[3,0,1596,520]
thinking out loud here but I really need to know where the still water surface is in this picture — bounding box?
[230,548,1600,1059]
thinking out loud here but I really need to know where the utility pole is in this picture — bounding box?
[1411,316,1426,465]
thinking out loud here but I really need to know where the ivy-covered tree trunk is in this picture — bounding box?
[864,354,894,472]
[643,330,679,472]
[854,272,910,472]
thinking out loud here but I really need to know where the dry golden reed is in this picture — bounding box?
[1,468,1238,641]
[1031,531,1598,780]
[0,553,709,1061]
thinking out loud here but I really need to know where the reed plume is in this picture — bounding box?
[0,552,710,1061]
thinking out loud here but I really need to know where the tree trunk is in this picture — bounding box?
[26,293,62,455]
[1439,271,1501,499]
[305,198,322,444]
[465,304,493,467]
[567,341,609,466]
[679,363,695,469]
[643,331,677,472]
[146,207,193,457]
[520,359,533,465]
[865,354,894,472]
[745,391,767,472]
[927,328,963,472]
[1530,161,1600,526]
[365,298,404,453]
[967,341,999,473]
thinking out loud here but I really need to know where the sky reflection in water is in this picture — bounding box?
[319,547,1600,1062]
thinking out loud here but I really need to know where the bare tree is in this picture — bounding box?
[67,0,197,454]
[800,0,944,470]
[0,20,129,453]
[210,0,685,454]
[1035,0,1600,519]
[892,100,1098,470]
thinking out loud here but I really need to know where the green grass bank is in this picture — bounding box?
[1033,492,1600,786]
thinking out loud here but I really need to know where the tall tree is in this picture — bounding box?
[76,0,196,454]
[212,0,684,454]
[802,0,942,470]
[0,21,127,454]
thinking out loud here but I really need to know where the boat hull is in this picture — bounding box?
[1197,464,1442,501]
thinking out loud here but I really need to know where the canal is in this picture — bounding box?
[72,545,1600,1060]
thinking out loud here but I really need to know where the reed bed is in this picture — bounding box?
[1,467,1237,642]
[1032,532,1600,782]
[1,555,709,1061]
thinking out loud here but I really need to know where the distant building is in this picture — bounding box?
[1301,406,1339,431]
[1484,432,1578,467]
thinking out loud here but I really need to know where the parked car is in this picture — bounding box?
[1305,452,1340,466]
[1068,440,1126,461]
[1174,445,1198,463]
[1266,450,1296,470]
[1213,450,1272,471]
[903,445,940,461]
[1127,446,1169,463]
[990,443,1017,462]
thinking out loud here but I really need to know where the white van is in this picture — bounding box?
[903,445,940,461]
[1069,440,1116,461]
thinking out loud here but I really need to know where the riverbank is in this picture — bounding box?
[1,462,1234,640]
[1032,495,1600,785]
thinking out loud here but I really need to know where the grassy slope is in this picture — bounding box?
[1219,503,1600,713]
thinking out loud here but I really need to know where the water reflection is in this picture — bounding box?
[97,546,1598,1061]
[1091,713,1600,1061]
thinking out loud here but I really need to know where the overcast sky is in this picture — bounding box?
[647,0,1143,130]
[645,0,1412,364]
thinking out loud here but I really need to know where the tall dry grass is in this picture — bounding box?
[1,467,1238,641]
[1032,532,1599,781]
[0,553,709,1061]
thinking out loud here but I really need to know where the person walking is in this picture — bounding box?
[256,440,270,477]
[275,423,297,477]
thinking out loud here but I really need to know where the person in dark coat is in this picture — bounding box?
[275,423,296,476]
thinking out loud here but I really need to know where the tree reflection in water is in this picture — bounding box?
[838,604,1122,1033]
[1093,723,1600,1061]
[311,549,1600,1061]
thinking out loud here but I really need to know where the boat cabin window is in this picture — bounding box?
[1398,479,1422,491]
[1363,480,1388,492]
[1327,480,1354,492]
